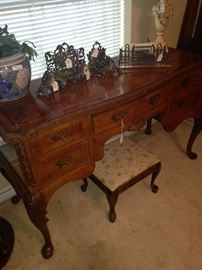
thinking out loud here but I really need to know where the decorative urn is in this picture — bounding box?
[0,24,37,102]
[152,0,174,48]
[0,53,31,102]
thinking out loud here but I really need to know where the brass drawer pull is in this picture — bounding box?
[181,77,191,87]
[149,94,160,105]
[56,154,72,168]
[178,99,189,108]
[51,128,69,142]
[111,111,126,122]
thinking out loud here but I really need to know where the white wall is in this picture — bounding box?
[130,0,187,48]
[124,0,133,44]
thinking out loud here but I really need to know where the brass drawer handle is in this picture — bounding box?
[178,99,189,108]
[56,154,72,168]
[111,111,126,122]
[181,77,191,87]
[149,94,160,105]
[52,128,69,142]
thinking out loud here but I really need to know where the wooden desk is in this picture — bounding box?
[0,49,202,258]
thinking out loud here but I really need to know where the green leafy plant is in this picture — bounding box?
[0,24,37,60]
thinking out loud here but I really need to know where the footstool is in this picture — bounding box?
[81,137,161,223]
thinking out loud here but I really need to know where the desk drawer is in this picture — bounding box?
[168,71,201,115]
[93,87,170,135]
[93,100,142,135]
[171,93,200,112]
[28,115,87,158]
[169,71,201,99]
[140,86,170,117]
[33,140,90,184]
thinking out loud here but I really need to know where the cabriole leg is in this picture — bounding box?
[24,193,53,259]
[151,163,161,193]
[106,192,118,223]
[80,178,88,192]
[145,118,152,135]
[0,151,54,258]
[187,118,202,159]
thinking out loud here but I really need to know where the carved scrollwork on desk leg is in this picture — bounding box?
[15,143,36,187]
[187,118,202,159]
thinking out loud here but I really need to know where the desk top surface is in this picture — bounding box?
[0,49,202,136]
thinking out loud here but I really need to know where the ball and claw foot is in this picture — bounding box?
[151,184,159,193]
[11,194,21,204]
[187,151,197,160]
[109,211,116,223]
[80,183,88,192]
[42,244,54,259]
[145,129,152,135]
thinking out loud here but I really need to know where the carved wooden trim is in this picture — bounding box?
[15,143,36,187]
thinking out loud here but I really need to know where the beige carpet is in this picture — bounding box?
[1,121,202,270]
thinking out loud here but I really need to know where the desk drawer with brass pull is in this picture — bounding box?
[28,115,87,159]
[168,71,201,116]
[139,86,170,118]
[93,86,170,136]
[169,71,201,99]
[93,100,141,135]
[170,93,200,114]
[33,140,90,184]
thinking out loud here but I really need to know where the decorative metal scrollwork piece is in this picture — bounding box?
[37,41,120,96]
[87,41,119,76]
[37,43,86,96]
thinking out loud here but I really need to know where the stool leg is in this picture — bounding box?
[145,118,152,135]
[80,178,88,192]
[151,164,161,193]
[106,192,118,223]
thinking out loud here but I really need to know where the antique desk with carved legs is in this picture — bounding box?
[0,49,201,258]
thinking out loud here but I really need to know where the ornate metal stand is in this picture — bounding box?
[87,41,118,76]
[118,43,170,68]
[37,43,86,96]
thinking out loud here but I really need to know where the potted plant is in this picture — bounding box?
[0,25,37,102]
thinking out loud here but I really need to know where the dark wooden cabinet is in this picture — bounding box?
[178,0,202,53]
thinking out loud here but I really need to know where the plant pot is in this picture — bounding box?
[0,53,31,102]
